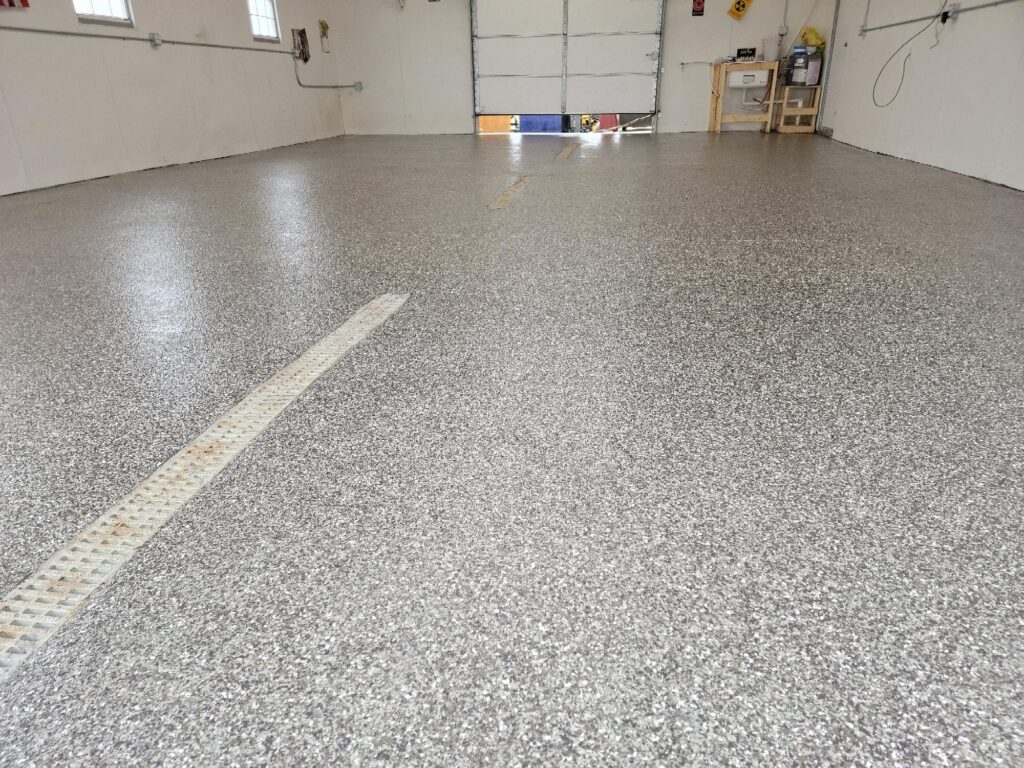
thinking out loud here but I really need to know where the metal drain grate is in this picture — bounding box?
[0,293,408,679]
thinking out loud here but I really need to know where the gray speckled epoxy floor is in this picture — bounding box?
[1,133,1023,766]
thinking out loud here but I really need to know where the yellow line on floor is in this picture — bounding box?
[556,144,579,160]
[488,176,535,210]
[0,293,409,681]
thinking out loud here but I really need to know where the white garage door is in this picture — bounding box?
[473,0,664,116]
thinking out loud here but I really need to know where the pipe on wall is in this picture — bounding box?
[0,23,364,91]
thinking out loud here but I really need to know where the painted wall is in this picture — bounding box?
[331,0,838,135]
[335,0,475,135]
[0,0,345,196]
[658,0,837,132]
[821,0,1024,190]
[9,0,1016,193]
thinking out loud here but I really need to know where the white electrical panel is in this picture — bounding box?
[727,70,769,89]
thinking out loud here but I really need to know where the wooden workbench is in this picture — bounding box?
[708,60,780,134]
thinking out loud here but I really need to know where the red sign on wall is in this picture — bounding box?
[1,1,31,7]
[692,0,704,15]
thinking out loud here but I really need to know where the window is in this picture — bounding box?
[72,0,132,24]
[248,0,280,41]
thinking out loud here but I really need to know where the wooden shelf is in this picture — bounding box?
[708,61,779,135]
[776,84,822,134]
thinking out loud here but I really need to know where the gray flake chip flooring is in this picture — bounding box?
[0,133,1022,766]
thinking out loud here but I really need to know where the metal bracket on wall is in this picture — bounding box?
[859,0,1021,34]
[652,0,666,123]
[470,0,480,115]
[817,0,842,131]
[560,0,569,114]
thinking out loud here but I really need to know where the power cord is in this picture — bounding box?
[931,8,948,47]
[872,0,948,108]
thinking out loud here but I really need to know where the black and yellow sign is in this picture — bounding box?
[728,0,754,20]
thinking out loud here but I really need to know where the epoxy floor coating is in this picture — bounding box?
[1,133,1023,765]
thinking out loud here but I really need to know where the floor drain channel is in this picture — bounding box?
[0,293,409,680]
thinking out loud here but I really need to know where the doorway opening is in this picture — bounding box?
[477,113,654,135]
[471,0,664,128]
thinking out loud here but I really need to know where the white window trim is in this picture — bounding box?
[75,0,134,27]
[249,0,282,43]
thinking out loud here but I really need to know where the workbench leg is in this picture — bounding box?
[708,65,718,133]
[763,63,778,134]
[713,65,726,134]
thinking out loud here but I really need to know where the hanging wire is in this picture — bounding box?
[871,0,948,108]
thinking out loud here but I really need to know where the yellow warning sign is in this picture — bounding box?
[728,0,753,20]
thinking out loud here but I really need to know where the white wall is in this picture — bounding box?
[658,0,837,132]
[332,0,838,135]
[0,0,345,196]
[335,0,474,135]
[10,0,1016,194]
[821,0,1024,190]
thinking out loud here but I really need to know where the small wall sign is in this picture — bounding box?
[729,0,753,21]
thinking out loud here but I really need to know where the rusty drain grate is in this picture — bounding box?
[0,293,409,680]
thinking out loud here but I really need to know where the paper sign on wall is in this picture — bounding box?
[319,19,330,53]
[692,0,704,16]
[728,0,753,20]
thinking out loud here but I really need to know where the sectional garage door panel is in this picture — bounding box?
[477,37,563,77]
[565,75,655,114]
[567,34,659,74]
[475,0,562,36]
[478,78,562,116]
[567,0,661,34]
[473,0,563,114]
[472,0,664,116]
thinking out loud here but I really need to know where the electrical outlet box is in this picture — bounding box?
[727,70,769,89]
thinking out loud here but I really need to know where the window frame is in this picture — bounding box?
[73,0,135,27]
[248,0,282,43]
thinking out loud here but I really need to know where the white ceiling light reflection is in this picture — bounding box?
[505,132,524,169]
[121,198,192,342]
